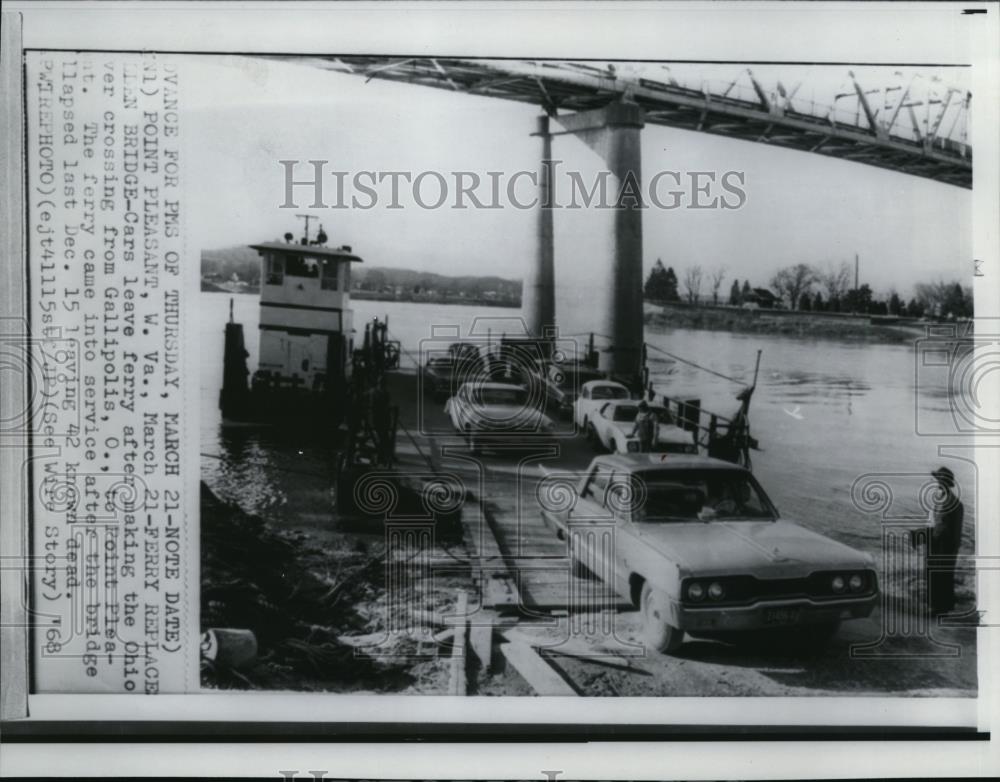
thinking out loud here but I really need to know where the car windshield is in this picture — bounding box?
[474,387,528,406]
[591,385,628,400]
[610,405,638,422]
[606,469,776,522]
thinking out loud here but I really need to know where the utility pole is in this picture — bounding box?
[854,253,859,290]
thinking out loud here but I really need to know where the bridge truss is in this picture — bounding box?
[290,56,971,189]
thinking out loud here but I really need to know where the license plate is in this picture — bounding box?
[763,607,802,626]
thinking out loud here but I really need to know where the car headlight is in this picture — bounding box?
[831,575,846,593]
[626,440,639,453]
[848,573,864,592]
[707,582,725,600]
[687,582,705,601]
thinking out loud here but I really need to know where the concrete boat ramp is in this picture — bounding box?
[391,368,629,617]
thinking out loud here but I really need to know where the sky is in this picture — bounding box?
[182,55,971,303]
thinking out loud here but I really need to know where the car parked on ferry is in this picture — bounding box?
[572,379,631,431]
[421,342,487,401]
[539,453,879,654]
[445,381,556,454]
[587,400,697,454]
[533,361,606,419]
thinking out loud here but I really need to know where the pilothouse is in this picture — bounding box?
[218,218,365,426]
[250,222,360,395]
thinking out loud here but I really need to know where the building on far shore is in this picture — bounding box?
[745,288,780,309]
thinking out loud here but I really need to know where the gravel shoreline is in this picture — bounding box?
[645,303,930,344]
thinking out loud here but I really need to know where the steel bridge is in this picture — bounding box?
[292,56,971,189]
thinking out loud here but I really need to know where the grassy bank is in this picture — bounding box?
[200,482,402,691]
[645,302,926,344]
[201,474,472,693]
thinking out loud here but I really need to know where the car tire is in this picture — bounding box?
[640,583,683,654]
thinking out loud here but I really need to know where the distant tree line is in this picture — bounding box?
[201,247,521,303]
[355,267,521,302]
[644,259,680,302]
[644,258,973,319]
[202,248,262,287]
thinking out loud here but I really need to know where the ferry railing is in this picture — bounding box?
[380,326,761,469]
[568,332,761,469]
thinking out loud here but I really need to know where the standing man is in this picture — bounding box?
[631,400,657,453]
[915,466,965,615]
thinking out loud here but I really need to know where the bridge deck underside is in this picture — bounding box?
[292,56,971,189]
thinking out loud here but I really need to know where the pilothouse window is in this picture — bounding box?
[321,259,339,291]
[286,254,318,278]
[265,254,284,285]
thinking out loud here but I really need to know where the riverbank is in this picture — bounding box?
[201,280,259,295]
[200,480,463,693]
[645,302,928,344]
[352,290,519,308]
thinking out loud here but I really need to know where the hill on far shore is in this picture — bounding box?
[201,246,521,301]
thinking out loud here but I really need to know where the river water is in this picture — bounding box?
[199,292,975,561]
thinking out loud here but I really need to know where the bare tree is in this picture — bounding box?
[914,280,951,311]
[682,265,703,304]
[709,267,727,305]
[770,263,818,310]
[916,280,974,318]
[819,261,852,302]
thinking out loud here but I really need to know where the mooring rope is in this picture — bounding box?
[396,419,437,475]
[385,329,423,369]
[564,331,749,386]
[643,342,749,386]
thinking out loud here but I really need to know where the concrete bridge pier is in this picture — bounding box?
[534,102,646,384]
[522,114,556,340]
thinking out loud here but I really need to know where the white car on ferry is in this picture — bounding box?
[588,399,697,454]
[573,379,631,431]
[539,453,879,654]
[445,381,555,454]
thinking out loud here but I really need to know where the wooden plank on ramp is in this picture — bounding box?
[469,611,495,673]
[448,590,468,696]
[460,497,521,610]
[499,640,577,697]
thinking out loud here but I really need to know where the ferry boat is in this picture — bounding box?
[219,224,365,427]
[217,224,756,467]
